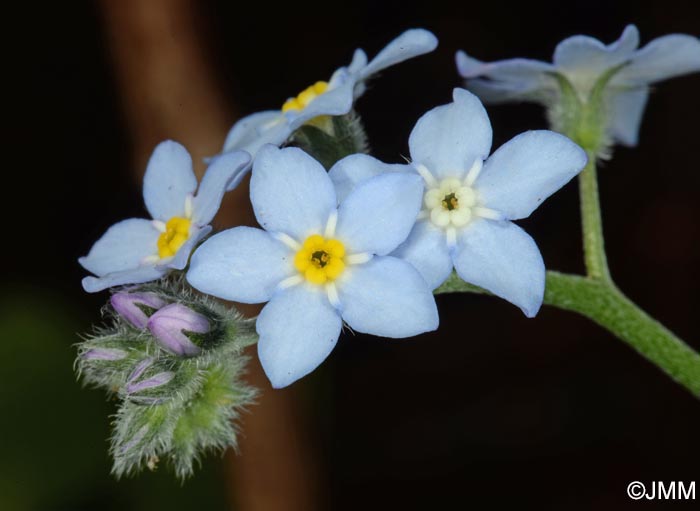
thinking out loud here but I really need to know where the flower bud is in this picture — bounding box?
[82,348,127,361]
[111,292,167,329]
[147,303,209,357]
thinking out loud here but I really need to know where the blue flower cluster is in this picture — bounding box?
[80,27,700,388]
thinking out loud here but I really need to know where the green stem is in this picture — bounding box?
[436,271,700,396]
[578,155,611,282]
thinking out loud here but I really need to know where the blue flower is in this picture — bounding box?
[187,145,438,388]
[79,141,250,293]
[219,29,438,190]
[329,89,587,317]
[456,25,700,147]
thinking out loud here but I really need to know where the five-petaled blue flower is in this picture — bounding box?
[219,28,438,190]
[329,89,587,317]
[79,141,250,292]
[186,145,439,388]
[456,25,700,147]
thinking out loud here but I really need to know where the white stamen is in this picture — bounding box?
[152,220,166,233]
[464,159,483,186]
[273,232,301,251]
[446,227,457,249]
[326,282,340,308]
[475,207,504,221]
[325,210,338,238]
[184,194,194,218]
[413,163,438,187]
[278,275,303,290]
[346,252,373,265]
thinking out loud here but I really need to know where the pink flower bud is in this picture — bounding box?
[111,292,167,329]
[147,303,209,357]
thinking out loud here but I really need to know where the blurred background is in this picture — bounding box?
[3,1,699,510]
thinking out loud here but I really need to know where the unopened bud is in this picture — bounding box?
[111,292,167,329]
[147,303,209,357]
[82,348,127,361]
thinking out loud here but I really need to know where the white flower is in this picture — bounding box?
[330,89,587,317]
[456,25,700,147]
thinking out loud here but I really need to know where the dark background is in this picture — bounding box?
[3,1,699,510]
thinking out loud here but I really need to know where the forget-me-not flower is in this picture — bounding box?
[79,141,250,292]
[220,29,437,190]
[187,145,438,388]
[456,25,700,147]
[329,89,587,317]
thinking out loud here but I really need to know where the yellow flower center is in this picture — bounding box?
[157,217,192,258]
[294,234,346,285]
[282,81,329,113]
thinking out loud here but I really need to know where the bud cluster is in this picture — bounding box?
[76,278,257,478]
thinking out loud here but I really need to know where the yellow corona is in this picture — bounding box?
[157,217,192,258]
[294,234,346,285]
[282,81,329,113]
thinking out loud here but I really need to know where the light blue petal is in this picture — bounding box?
[335,173,423,255]
[477,130,587,220]
[357,29,438,80]
[617,34,700,86]
[607,87,649,146]
[82,266,166,293]
[287,74,355,131]
[347,49,368,75]
[457,51,556,103]
[250,146,337,240]
[328,153,410,203]
[391,220,453,290]
[453,220,544,317]
[79,218,159,276]
[553,25,640,72]
[187,226,292,304]
[142,141,197,221]
[192,150,251,225]
[166,225,211,270]
[409,88,493,179]
[337,256,439,337]
[257,285,341,388]
[222,110,290,154]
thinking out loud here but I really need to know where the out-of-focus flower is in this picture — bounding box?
[187,145,438,388]
[456,25,700,148]
[79,141,250,292]
[219,29,438,189]
[330,89,587,317]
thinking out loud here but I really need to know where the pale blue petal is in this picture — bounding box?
[79,218,159,276]
[142,141,197,221]
[553,25,640,72]
[287,74,355,131]
[82,266,166,293]
[457,51,555,103]
[617,34,700,85]
[222,110,290,154]
[453,220,544,317]
[257,285,341,388]
[167,225,211,270]
[357,29,438,80]
[477,130,587,220]
[329,153,408,202]
[192,150,251,225]
[335,173,423,255]
[250,146,337,240]
[409,88,492,179]
[348,49,368,75]
[187,226,292,303]
[337,256,439,337]
[607,87,649,146]
[391,220,453,290]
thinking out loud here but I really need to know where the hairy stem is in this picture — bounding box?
[436,271,700,396]
[578,155,611,282]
